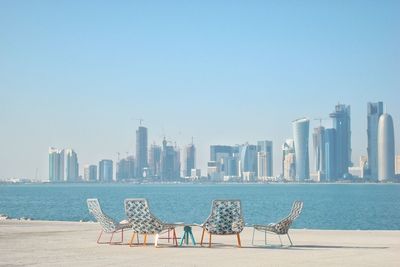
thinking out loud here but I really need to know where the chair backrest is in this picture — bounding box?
[124,198,163,234]
[87,198,117,232]
[207,199,243,234]
[275,200,304,234]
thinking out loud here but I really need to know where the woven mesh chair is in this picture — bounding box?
[200,200,244,248]
[252,200,303,246]
[124,198,178,247]
[87,198,131,244]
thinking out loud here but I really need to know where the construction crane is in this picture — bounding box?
[314,117,329,127]
[131,118,145,126]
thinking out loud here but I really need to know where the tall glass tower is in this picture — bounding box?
[324,128,337,181]
[292,118,310,181]
[378,113,395,181]
[367,102,383,180]
[329,104,351,178]
[136,126,148,178]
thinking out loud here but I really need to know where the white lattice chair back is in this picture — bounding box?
[87,198,118,232]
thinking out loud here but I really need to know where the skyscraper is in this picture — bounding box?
[161,138,180,180]
[329,104,352,178]
[292,118,310,181]
[84,164,97,181]
[282,139,295,180]
[324,128,337,181]
[312,127,325,180]
[257,140,273,177]
[183,143,196,177]
[136,126,148,178]
[99,159,113,182]
[367,102,384,180]
[396,155,400,175]
[65,148,79,182]
[48,147,64,182]
[240,144,257,177]
[116,156,135,181]
[378,113,395,181]
[149,144,161,178]
[257,152,268,180]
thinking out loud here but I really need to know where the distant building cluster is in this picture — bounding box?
[48,101,397,183]
[206,141,273,182]
[281,102,397,182]
[48,126,198,182]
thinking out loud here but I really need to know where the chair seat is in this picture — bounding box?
[253,224,276,232]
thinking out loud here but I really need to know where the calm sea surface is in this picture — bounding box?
[0,183,399,230]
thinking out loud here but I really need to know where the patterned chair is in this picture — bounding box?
[124,198,178,247]
[252,200,303,246]
[200,200,244,248]
[87,198,131,244]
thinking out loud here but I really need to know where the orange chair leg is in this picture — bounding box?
[236,233,242,247]
[129,232,136,247]
[143,234,147,246]
[208,233,212,248]
[200,228,205,246]
[173,229,178,247]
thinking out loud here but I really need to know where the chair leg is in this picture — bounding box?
[265,230,267,245]
[109,232,115,244]
[97,230,104,244]
[143,234,147,246]
[251,228,255,245]
[167,229,170,243]
[200,228,205,246]
[278,235,283,246]
[208,233,212,248]
[173,229,178,247]
[287,233,293,246]
[129,232,136,247]
[155,234,159,248]
[236,233,241,247]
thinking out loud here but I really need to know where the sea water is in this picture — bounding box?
[0,183,399,230]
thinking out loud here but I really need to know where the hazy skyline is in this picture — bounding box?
[1,1,399,179]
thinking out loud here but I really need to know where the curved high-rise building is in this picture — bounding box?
[378,113,395,181]
[293,118,310,181]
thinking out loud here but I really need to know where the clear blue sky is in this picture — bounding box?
[0,0,399,179]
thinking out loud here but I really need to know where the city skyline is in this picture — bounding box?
[1,1,400,180]
[46,100,397,182]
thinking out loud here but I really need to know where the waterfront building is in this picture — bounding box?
[367,102,384,180]
[99,159,113,182]
[190,169,201,179]
[65,149,79,182]
[324,128,337,181]
[84,165,97,181]
[292,118,310,181]
[116,156,135,181]
[161,138,180,180]
[282,139,296,181]
[240,144,257,178]
[378,113,395,181]
[136,126,148,178]
[396,155,400,175]
[207,161,219,181]
[312,127,325,181]
[183,143,196,177]
[210,145,233,161]
[48,147,64,182]
[329,104,352,178]
[359,156,368,179]
[257,140,273,177]
[149,144,161,178]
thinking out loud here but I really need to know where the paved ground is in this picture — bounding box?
[0,220,399,266]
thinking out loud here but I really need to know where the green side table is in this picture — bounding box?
[179,226,196,246]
